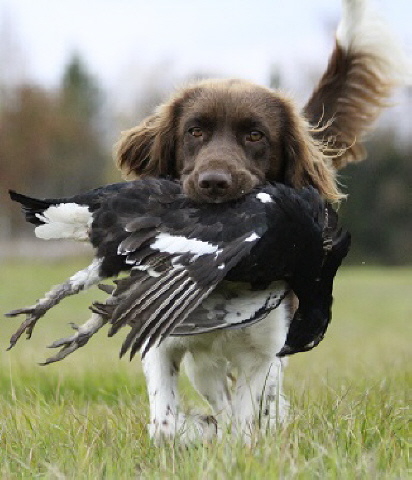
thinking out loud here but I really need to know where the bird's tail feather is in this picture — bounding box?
[9,190,56,226]
[9,189,93,241]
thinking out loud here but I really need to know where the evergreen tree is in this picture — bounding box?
[340,135,412,265]
[51,54,108,196]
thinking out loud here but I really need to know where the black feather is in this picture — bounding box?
[8,190,55,226]
[9,177,350,360]
[88,181,349,358]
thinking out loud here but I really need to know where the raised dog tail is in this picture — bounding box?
[305,0,411,169]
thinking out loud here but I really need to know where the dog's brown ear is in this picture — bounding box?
[114,102,178,179]
[281,100,344,202]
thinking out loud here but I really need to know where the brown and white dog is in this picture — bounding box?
[112,0,409,442]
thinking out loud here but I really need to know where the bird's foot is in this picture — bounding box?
[41,313,106,365]
[5,281,79,350]
[6,304,48,349]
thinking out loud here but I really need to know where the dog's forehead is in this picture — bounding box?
[179,81,286,125]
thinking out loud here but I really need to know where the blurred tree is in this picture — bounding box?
[0,85,57,234]
[269,66,282,90]
[60,54,100,121]
[0,54,110,236]
[340,134,412,265]
[51,54,108,196]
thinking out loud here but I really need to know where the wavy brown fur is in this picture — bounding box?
[305,45,397,169]
[115,0,409,200]
[304,0,410,168]
[115,80,342,202]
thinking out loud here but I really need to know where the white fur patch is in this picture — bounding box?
[151,233,221,257]
[35,203,92,241]
[256,193,273,204]
[142,300,289,442]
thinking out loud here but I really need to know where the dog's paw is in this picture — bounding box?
[148,413,219,444]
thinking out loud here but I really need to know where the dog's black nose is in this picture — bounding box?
[198,170,233,197]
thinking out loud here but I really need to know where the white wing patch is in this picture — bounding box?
[35,203,92,241]
[174,280,288,335]
[151,232,221,258]
[256,193,273,204]
[202,282,285,326]
[244,232,260,242]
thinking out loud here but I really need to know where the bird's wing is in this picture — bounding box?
[93,230,262,359]
[172,186,333,337]
[171,280,289,335]
[90,186,267,359]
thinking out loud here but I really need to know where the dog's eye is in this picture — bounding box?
[188,127,203,138]
[246,131,264,142]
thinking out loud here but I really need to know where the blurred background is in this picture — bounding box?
[0,0,411,264]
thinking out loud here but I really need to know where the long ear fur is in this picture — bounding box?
[114,101,178,179]
[281,99,344,202]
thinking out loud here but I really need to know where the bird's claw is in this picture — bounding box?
[40,315,106,365]
[6,305,47,350]
[6,306,40,318]
[39,324,92,365]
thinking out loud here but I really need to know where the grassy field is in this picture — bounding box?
[0,259,410,479]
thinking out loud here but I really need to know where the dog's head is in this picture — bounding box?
[115,79,341,202]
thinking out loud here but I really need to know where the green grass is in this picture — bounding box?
[0,259,411,478]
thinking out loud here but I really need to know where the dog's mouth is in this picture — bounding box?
[182,170,260,204]
[191,190,247,204]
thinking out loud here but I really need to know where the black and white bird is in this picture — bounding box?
[7,177,350,362]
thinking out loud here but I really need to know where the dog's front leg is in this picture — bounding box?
[184,352,232,436]
[231,354,288,443]
[142,341,217,443]
[142,341,183,442]
[229,307,290,442]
